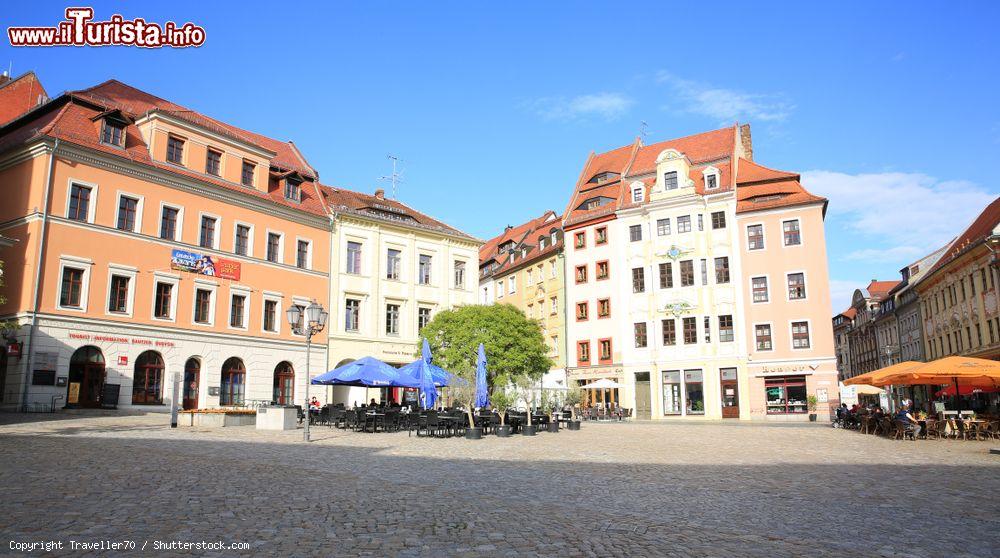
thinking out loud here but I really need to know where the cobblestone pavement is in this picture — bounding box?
[1,413,998,557]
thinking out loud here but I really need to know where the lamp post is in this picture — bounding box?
[287,300,328,442]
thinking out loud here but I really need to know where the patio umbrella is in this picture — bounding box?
[311,356,420,388]
[843,361,923,387]
[579,378,625,389]
[397,359,451,387]
[422,338,433,364]
[418,359,439,410]
[876,356,1000,411]
[934,383,1000,397]
[474,343,489,408]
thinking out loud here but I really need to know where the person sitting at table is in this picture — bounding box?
[896,403,920,436]
[369,398,377,407]
[309,397,320,411]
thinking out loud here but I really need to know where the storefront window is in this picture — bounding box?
[132,350,164,405]
[685,369,704,415]
[662,370,681,415]
[221,357,246,406]
[765,376,807,414]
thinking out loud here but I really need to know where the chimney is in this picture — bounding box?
[739,123,753,161]
[374,188,385,200]
[0,71,9,86]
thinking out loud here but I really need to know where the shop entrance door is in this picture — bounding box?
[720,368,739,418]
[634,371,651,419]
[67,346,106,408]
[182,358,200,410]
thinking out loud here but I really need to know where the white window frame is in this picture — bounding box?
[105,263,138,318]
[384,299,404,337]
[702,166,720,190]
[343,296,362,333]
[191,279,218,327]
[57,255,93,312]
[261,291,282,335]
[454,260,467,290]
[198,211,222,250]
[385,245,404,281]
[345,239,364,275]
[782,218,804,247]
[418,253,433,285]
[228,286,252,331]
[631,183,644,203]
[114,190,145,234]
[295,237,313,270]
[790,318,813,351]
[64,179,99,223]
[746,222,766,251]
[265,229,285,264]
[151,272,180,323]
[497,280,505,298]
[157,202,184,242]
[785,270,808,302]
[232,221,255,258]
[750,274,770,304]
[753,321,775,352]
[677,215,692,234]
[508,274,516,294]
[550,260,557,279]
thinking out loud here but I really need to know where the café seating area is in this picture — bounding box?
[297,403,571,438]
[839,411,1000,441]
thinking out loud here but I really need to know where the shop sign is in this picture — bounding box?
[118,355,128,366]
[70,332,176,349]
[68,382,80,404]
[569,367,622,380]
[170,248,241,281]
[755,363,821,376]
[816,388,828,403]
[6,341,22,358]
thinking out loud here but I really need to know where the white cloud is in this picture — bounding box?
[804,170,996,262]
[656,70,793,124]
[526,92,633,121]
[842,246,924,262]
[828,279,860,313]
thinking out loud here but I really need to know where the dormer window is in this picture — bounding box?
[100,119,125,148]
[588,171,619,184]
[703,166,720,190]
[630,182,645,203]
[284,178,301,202]
[539,237,547,250]
[664,171,679,190]
[166,136,185,165]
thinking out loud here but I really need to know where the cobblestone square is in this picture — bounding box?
[1,413,997,557]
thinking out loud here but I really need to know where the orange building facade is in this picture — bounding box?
[0,79,331,411]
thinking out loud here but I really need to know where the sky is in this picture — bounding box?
[4,1,999,313]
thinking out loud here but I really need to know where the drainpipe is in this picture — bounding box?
[21,138,59,411]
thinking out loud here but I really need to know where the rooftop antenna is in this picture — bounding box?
[639,120,649,140]
[378,154,404,199]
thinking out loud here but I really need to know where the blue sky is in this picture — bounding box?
[4,1,999,312]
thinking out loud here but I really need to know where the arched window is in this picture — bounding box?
[132,351,164,405]
[183,358,200,410]
[220,357,245,406]
[68,345,105,408]
[273,361,294,405]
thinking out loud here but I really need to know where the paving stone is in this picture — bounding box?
[0,413,997,557]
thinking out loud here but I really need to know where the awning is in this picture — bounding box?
[579,378,624,389]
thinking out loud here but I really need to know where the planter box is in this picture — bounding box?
[256,406,297,431]
[183,411,257,427]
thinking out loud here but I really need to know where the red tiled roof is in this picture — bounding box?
[735,158,826,213]
[71,80,316,177]
[0,89,328,218]
[564,127,742,227]
[480,211,561,271]
[0,72,48,127]
[867,280,900,299]
[320,185,476,241]
[843,307,857,319]
[920,196,1000,281]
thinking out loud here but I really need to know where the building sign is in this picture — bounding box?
[69,332,176,349]
[68,382,80,404]
[118,355,128,366]
[170,248,241,281]
[568,367,622,380]
[753,362,823,376]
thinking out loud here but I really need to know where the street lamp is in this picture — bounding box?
[287,300,328,442]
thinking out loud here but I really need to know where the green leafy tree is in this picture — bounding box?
[417,304,552,389]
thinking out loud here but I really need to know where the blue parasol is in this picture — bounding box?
[311,356,420,387]
[475,343,489,408]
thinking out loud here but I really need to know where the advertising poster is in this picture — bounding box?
[170,249,241,281]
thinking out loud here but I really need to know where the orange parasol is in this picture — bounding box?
[843,361,924,387]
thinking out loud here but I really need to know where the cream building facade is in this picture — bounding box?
[323,186,480,405]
